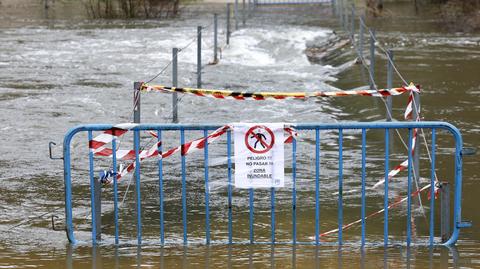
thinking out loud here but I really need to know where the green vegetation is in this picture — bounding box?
[83,0,181,19]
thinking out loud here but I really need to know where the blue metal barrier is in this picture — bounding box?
[62,121,470,246]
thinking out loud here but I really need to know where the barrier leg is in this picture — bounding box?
[441,182,451,243]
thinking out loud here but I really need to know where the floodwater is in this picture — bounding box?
[0,1,479,268]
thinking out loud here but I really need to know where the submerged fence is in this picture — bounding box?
[62,122,469,246]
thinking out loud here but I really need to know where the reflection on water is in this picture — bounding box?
[60,244,461,269]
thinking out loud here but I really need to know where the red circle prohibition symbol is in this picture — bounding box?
[245,125,275,154]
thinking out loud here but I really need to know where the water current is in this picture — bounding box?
[0,1,479,268]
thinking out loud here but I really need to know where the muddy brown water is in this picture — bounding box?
[0,1,479,268]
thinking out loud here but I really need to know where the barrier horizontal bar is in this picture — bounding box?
[64,121,462,134]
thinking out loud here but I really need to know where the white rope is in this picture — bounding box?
[351,19,427,218]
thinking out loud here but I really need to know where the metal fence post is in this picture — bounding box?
[242,0,246,26]
[214,14,218,64]
[249,0,253,17]
[134,82,141,123]
[369,28,376,90]
[339,0,343,27]
[234,0,239,30]
[331,0,336,16]
[386,50,394,158]
[172,48,179,123]
[386,50,393,122]
[350,5,355,41]
[441,182,451,243]
[226,4,231,45]
[344,1,348,31]
[359,15,364,60]
[413,88,421,181]
[197,26,202,89]
[132,82,141,244]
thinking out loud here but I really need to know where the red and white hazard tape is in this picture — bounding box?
[90,125,298,184]
[320,183,431,237]
[102,125,231,183]
[89,123,138,155]
[141,83,420,100]
[342,85,439,199]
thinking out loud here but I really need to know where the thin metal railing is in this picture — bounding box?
[62,121,468,247]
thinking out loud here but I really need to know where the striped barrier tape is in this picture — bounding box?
[140,83,420,100]
[90,125,298,184]
[320,183,432,237]
[89,123,138,155]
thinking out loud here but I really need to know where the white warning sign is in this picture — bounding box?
[234,123,284,188]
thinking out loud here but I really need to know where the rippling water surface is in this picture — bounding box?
[0,1,479,268]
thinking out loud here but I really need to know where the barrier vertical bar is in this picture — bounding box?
[249,188,254,244]
[181,129,188,244]
[158,130,165,245]
[384,128,389,246]
[361,129,366,246]
[331,0,335,16]
[197,26,202,89]
[407,128,413,247]
[441,182,450,243]
[369,29,376,90]
[242,0,246,26]
[133,82,141,123]
[226,4,231,45]
[315,128,320,245]
[214,14,218,64]
[112,135,119,245]
[172,48,178,123]
[271,187,275,244]
[429,129,436,246]
[338,129,343,245]
[292,136,297,245]
[204,130,211,244]
[227,130,233,244]
[234,0,239,30]
[88,131,100,244]
[134,129,142,245]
